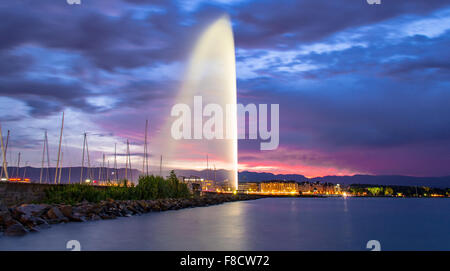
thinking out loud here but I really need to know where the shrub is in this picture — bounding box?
[44,171,191,204]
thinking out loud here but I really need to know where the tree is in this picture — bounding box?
[384,187,394,196]
[367,187,383,196]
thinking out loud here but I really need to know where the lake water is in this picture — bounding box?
[0,197,449,251]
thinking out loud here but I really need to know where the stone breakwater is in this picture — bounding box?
[0,194,261,237]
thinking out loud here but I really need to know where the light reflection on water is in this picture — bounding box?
[0,197,449,251]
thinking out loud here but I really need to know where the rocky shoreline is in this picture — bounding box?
[0,194,261,237]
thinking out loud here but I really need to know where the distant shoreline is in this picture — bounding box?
[236,194,449,199]
[4,166,450,189]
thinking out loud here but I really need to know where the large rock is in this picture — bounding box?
[71,206,86,216]
[15,204,50,218]
[137,200,149,212]
[160,200,170,211]
[100,213,116,220]
[34,217,50,229]
[17,213,50,229]
[88,214,101,220]
[68,213,86,222]
[0,200,13,228]
[59,205,73,218]
[4,221,28,236]
[126,205,138,214]
[131,202,144,213]
[89,204,102,215]
[46,207,69,223]
[18,214,36,228]
[120,208,132,217]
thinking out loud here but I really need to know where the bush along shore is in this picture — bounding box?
[0,171,262,237]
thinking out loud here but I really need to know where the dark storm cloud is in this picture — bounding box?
[0,79,89,100]
[0,51,33,76]
[6,0,445,74]
[2,0,445,111]
[112,79,177,108]
[122,0,168,5]
[6,134,42,150]
[0,1,188,71]
[236,78,450,176]
[234,30,450,151]
[295,33,450,81]
[233,0,450,48]
[238,75,450,151]
[2,0,449,72]
[0,0,190,116]
[0,79,96,117]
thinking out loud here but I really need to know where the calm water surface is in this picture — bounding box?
[0,197,449,250]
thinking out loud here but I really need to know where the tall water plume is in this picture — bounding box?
[157,15,238,189]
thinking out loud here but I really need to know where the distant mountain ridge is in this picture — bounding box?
[237,171,308,182]
[309,174,450,188]
[4,167,450,188]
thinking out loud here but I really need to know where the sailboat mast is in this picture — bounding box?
[159,155,162,177]
[0,124,8,180]
[5,130,9,179]
[86,134,91,180]
[107,160,110,181]
[98,161,101,180]
[54,112,64,184]
[146,122,149,175]
[68,166,71,184]
[80,133,86,184]
[125,140,129,181]
[0,128,9,180]
[102,153,105,182]
[16,152,21,178]
[143,119,148,175]
[58,151,63,184]
[45,131,50,183]
[23,161,28,180]
[39,131,46,184]
[128,140,133,181]
[114,143,117,182]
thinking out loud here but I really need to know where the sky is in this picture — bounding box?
[0,0,450,178]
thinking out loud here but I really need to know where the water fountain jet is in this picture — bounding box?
[158,15,238,189]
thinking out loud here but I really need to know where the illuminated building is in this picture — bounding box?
[6,178,30,183]
[181,176,216,192]
[221,179,233,192]
[260,181,298,193]
[201,180,215,191]
[297,181,344,195]
[238,182,259,192]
